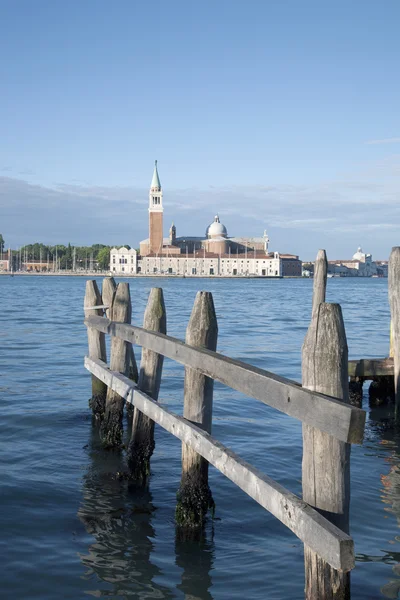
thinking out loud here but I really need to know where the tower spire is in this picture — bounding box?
[151,159,161,191]
[148,160,164,253]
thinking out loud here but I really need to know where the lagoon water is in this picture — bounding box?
[1,275,400,599]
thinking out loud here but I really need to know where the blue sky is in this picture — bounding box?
[0,0,399,259]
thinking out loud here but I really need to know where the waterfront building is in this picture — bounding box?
[110,162,302,277]
[109,247,137,275]
[326,247,385,277]
[0,250,11,272]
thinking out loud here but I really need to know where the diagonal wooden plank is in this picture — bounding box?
[85,316,366,444]
[84,356,355,572]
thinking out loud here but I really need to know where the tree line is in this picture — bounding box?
[1,237,132,271]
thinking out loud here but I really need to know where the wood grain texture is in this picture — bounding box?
[302,303,350,600]
[84,280,107,419]
[101,277,116,319]
[101,283,131,447]
[84,355,355,572]
[389,247,400,416]
[102,276,138,399]
[348,357,394,378]
[85,316,365,443]
[177,292,218,528]
[312,249,328,320]
[127,288,166,481]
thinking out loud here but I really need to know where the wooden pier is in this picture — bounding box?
[83,246,400,600]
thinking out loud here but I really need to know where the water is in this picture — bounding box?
[0,275,398,599]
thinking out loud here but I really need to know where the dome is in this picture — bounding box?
[206,215,227,238]
[353,246,365,261]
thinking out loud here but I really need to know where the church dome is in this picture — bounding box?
[353,246,365,261]
[206,215,227,238]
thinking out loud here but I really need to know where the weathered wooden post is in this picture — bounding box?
[100,282,131,448]
[389,247,400,418]
[390,320,394,359]
[84,280,107,420]
[302,303,350,600]
[102,277,116,319]
[102,276,138,420]
[127,288,166,481]
[312,249,328,319]
[175,291,218,529]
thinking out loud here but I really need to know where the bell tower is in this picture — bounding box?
[149,160,163,254]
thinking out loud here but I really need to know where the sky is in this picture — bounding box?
[0,0,399,260]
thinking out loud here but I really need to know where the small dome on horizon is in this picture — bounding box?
[206,215,228,238]
[353,246,366,260]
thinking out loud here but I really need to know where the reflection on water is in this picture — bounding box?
[359,394,400,599]
[175,529,214,600]
[78,427,175,599]
[78,426,215,599]
[4,275,400,599]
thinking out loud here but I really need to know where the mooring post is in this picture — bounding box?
[175,291,218,529]
[312,249,328,320]
[84,280,107,420]
[127,288,166,481]
[390,321,394,359]
[102,276,116,319]
[102,276,138,419]
[389,247,400,417]
[100,282,132,448]
[302,303,350,600]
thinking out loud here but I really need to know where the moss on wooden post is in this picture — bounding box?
[175,291,218,529]
[101,283,131,448]
[84,280,107,420]
[127,288,166,481]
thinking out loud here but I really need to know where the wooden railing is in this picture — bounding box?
[84,250,368,600]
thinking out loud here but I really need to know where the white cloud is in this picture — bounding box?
[1,152,399,260]
[366,137,400,145]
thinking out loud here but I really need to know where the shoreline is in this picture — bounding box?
[0,271,294,279]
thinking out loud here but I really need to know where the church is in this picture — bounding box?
[110,162,301,277]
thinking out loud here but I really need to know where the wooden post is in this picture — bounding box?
[100,283,131,448]
[127,288,166,481]
[312,249,328,319]
[84,280,107,420]
[175,291,218,529]
[390,320,394,358]
[302,303,350,600]
[102,276,116,319]
[102,277,138,420]
[389,247,400,417]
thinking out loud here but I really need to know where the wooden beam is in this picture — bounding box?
[389,247,400,417]
[85,316,366,444]
[348,357,394,379]
[302,303,350,599]
[101,282,132,448]
[128,288,166,481]
[312,249,328,320]
[84,281,107,419]
[84,356,355,572]
[177,291,218,527]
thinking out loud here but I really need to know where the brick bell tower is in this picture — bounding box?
[149,160,164,254]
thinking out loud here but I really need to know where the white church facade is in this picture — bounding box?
[110,162,302,277]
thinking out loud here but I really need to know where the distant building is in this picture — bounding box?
[109,247,137,275]
[328,247,385,277]
[110,162,302,277]
[0,250,11,272]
